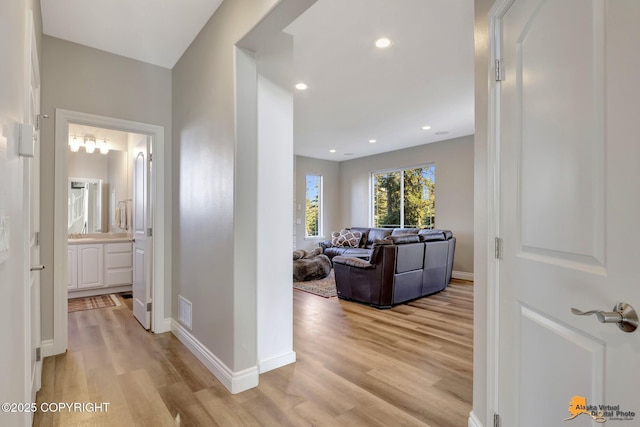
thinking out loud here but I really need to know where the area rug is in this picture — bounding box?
[293,270,337,298]
[68,294,121,313]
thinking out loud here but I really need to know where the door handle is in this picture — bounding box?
[571,302,638,333]
[30,265,45,271]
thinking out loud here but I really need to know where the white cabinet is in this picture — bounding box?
[68,240,132,296]
[67,245,78,289]
[77,244,104,288]
[105,242,133,286]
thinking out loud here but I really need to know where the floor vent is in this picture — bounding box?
[178,295,193,330]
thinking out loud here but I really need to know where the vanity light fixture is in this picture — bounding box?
[69,136,81,152]
[69,134,109,154]
[99,138,109,155]
[84,135,96,154]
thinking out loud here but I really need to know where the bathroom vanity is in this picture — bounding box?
[68,234,133,298]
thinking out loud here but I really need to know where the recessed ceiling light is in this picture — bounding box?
[421,125,432,130]
[295,83,308,90]
[375,38,392,48]
[329,149,336,153]
[369,139,376,143]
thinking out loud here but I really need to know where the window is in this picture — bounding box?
[372,165,435,229]
[305,174,323,238]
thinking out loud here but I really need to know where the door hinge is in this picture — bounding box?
[35,231,40,246]
[495,237,502,260]
[494,413,500,427]
[147,228,153,237]
[36,347,41,362]
[495,59,503,81]
[35,114,49,131]
[146,302,152,312]
[149,153,152,162]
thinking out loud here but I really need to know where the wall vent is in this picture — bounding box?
[178,295,193,330]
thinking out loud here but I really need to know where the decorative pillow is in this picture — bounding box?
[331,229,362,248]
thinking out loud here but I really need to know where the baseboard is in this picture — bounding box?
[468,411,483,427]
[153,317,172,334]
[41,339,56,358]
[258,351,296,374]
[170,319,259,394]
[453,270,474,282]
[67,285,132,299]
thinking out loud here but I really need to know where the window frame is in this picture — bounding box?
[370,163,435,229]
[304,173,323,239]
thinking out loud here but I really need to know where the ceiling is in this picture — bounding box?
[41,0,475,162]
[40,0,224,69]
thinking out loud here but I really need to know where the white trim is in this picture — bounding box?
[468,411,484,427]
[155,317,172,334]
[258,351,296,374]
[171,320,259,394]
[487,0,516,425]
[53,109,170,356]
[452,271,474,282]
[40,339,55,358]
[67,285,131,299]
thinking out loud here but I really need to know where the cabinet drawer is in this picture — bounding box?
[105,242,132,254]
[106,269,132,286]
[106,252,132,269]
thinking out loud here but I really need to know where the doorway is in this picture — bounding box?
[48,109,169,357]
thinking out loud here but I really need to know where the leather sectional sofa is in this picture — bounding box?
[330,229,455,308]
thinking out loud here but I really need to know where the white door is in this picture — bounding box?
[24,9,42,415]
[495,0,640,425]
[133,136,152,329]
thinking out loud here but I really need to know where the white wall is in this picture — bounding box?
[171,0,328,393]
[0,1,41,426]
[294,156,341,251]
[338,135,475,275]
[68,150,108,181]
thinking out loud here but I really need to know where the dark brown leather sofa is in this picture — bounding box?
[332,230,455,308]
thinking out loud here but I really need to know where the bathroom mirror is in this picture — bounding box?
[68,178,104,234]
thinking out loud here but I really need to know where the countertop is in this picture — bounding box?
[68,233,133,245]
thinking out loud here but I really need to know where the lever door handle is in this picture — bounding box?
[571,302,638,333]
[30,265,45,271]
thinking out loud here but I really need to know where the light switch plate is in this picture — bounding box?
[19,123,35,157]
[0,216,9,264]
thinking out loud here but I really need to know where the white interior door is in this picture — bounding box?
[495,0,640,425]
[24,9,42,416]
[133,136,152,329]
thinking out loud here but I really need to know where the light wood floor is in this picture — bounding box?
[34,280,473,427]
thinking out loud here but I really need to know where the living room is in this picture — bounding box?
[289,0,474,281]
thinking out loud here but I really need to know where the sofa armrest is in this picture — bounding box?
[319,240,333,251]
[332,256,375,269]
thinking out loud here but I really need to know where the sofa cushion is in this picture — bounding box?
[388,234,421,245]
[391,228,420,236]
[418,229,445,241]
[331,229,362,248]
[366,228,392,247]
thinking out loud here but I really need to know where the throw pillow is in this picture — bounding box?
[332,229,362,248]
